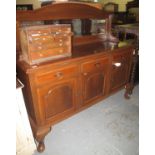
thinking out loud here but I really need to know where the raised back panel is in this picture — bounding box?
[16,2,115,60]
[16,2,110,21]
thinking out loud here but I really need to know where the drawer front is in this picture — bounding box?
[35,65,78,85]
[27,25,71,35]
[113,50,131,63]
[30,45,71,61]
[112,50,132,71]
[50,26,71,33]
[28,34,71,61]
[81,58,109,73]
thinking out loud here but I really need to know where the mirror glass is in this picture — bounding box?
[20,19,106,36]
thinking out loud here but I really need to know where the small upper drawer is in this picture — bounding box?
[112,50,132,71]
[35,65,78,85]
[50,26,71,33]
[81,58,109,73]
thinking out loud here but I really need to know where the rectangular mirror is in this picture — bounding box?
[20,19,106,36]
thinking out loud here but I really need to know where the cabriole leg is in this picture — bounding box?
[34,127,51,152]
[124,48,138,99]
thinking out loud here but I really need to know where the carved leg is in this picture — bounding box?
[37,141,45,152]
[124,83,134,99]
[34,127,51,152]
[124,48,138,99]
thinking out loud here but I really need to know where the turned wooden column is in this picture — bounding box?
[124,46,138,99]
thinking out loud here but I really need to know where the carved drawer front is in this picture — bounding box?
[35,65,78,85]
[111,50,132,90]
[81,58,109,74]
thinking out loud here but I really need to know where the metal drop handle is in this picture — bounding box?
[94,62,101,68]
[55,72,63,79]
[83,72,88,76]
[113,62,122,67]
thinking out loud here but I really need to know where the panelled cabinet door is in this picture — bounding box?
[111,51,132,91]
[82,71,105,104]
[37,78,77,124]
[81,58,110,105]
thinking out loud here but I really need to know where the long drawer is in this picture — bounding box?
[35,65,78,85]
[81,58,109,74]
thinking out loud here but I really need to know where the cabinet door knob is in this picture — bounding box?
[113,62,122,67]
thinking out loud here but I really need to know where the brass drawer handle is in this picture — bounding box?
[94,62,101,68]
[113,62,122,67]
[83,72,88,76]
[55,72,63,79]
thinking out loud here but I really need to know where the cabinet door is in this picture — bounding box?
[37,78,77,124]
[111,51,132,91]
[81,58,110,105]
[82,71,105,104]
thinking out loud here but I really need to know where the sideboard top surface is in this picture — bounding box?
[17,42,133,73]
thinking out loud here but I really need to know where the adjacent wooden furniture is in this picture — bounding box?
[110,0,139,25]
[126,0,139,12]
[114,23,139,97]
[115,23,139,40]
[16,2,134,152]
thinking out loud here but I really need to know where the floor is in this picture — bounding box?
[33,86,139,155]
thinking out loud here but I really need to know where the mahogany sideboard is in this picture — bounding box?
[16,2,134,152]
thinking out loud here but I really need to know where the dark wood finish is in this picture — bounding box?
[114,23,139,98]
[81,57,110,105]
[16,3,134,152]
[16,2,110,21]
[17,45,133,152]
[124,47,138,99]
[110,49,133,92]
[34,126,51,152]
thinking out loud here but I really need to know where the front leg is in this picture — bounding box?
[124,83,134,99]
[34,127,51,152]
[124,48,138,99]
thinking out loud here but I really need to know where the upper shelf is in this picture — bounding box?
[16,2,118,59]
